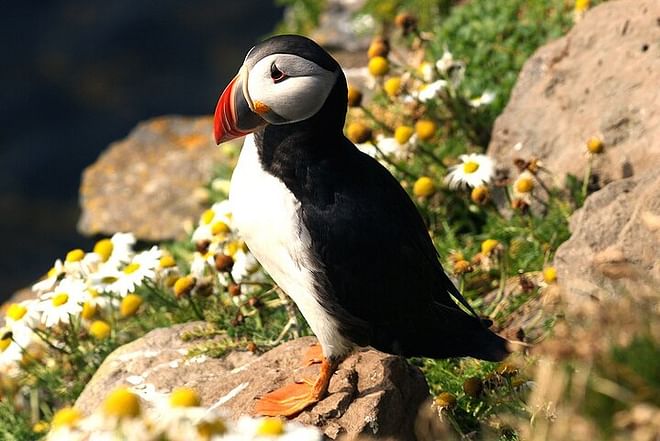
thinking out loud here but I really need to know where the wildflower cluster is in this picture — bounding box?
[46,386,321,441]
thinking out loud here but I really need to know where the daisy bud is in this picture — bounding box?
[367,37,390,59]
[120,294,143,317]
[463,377,484,398]
[0,336,12,352]
[65,249,85,263]
[394,12,418,35]
[197,419,227,438]
[368,56,389,77]
[394,126,414,145]
[196,240,211,253]
[514,176,534,193]
[481,239,499,256]
[415,119,437,141]
[434,392,457,409]
[93,239,113,262]
[32,421,49,434]
[173,275,196,298]
[159,254,177,269]
[413,176,436,197]
[51,407,82,429]
[81,302,97,320]
[246,341,257,352]
[6,304,27,321]
[257,418,285,436]
[453,259,473,275]
[384,76,402,97]
[170,387,201,407]
[574,0,590,14]
[346,122,373,144]
[89,320,111,340]
[103,388,141,418]
[470,186,489,204]
[586,136,604,154]
[228,283,241,297]
[211,221,230,236]
[511,198,529,212]
[543,266,557,284]
[347,85,362,107]
[215,253,234,272]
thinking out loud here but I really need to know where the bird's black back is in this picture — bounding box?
[254,65,508,362]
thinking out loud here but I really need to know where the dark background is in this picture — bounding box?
[0,0,283,300]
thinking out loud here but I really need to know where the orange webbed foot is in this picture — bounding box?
[255,356,337,417]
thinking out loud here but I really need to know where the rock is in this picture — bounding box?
[487,0,660,188]
[78,116,236,241]
[75,323,430,440]
[553,171,660,305]
[310,0,371,55]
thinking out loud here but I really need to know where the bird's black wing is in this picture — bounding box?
[296,138,497,359]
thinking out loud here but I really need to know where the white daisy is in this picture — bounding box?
[192,201,234,244]
[415,79,447,103]
[445,153,496,189]
[4,299,40,329]
[469,90,496,107]
[32,259,65,293]
[98,246,161,296]
[231,249,260,283]
[435,50,455,74]
[35,278,88,327]
[0,325,32,371]
[235,415,322,441]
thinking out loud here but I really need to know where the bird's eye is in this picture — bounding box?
[270,63,287,83]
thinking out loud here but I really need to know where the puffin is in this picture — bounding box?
[213,34,509,417]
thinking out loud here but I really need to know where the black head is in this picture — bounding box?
[214,34,347,144]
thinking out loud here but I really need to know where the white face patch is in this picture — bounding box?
[245,53,337,124]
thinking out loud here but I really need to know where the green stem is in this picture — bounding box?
[188,295,205,321]
[582,156,593,200]
[360,105,393,132]
[370,141,417,180]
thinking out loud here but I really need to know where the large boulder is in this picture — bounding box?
[554,171,660,305]
[78,116,236,241]
[75,322,430,440]
[487,0,660,188]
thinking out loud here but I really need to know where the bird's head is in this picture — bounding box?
[213,34,345,145]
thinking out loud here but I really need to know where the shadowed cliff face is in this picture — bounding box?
[0,0,283,299]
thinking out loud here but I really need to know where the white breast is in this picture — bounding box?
[229,134,353,358]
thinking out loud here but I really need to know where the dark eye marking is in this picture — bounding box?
[270,62,287,83]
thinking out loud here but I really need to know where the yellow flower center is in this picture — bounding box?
[257,417,285,436]
[415,119,437,141]
[81,302,97,320]
[103,388,141,418]
[413,176,436,198]
[101,276,118,284]
[32,421,49,434]
[586,136,603,154]
[463,161,479,174]
[120,294,143,317]
[6,304,27,321]
[51,407,82,429]
[383,76,402,97]
[65,249,85,263]
[0,338,11,352]
[394,126,414,145]
[47,267,59,279]
[170,387,201,407]
[159,255,177,268]
[201,209,215,225]
[173,276,196,298]
[93,239,114,262]
[52,293,69,307]
[470,186,489,204]
[481,239,499,256]
[123,262,140,274]
[197,420,227,438]
[368,56,389,76]
[515,177,534,193]
[88,288,99,298]
[211,221,230,236]
[89,320,111,339]
[543,267,558,284]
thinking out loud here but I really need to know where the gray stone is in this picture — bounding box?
[75,323,430,440]
[78,116,236,241]
[554,171,660,306]
[487,0,660,189]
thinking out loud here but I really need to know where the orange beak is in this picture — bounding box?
[213,68,265,145]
